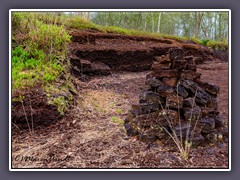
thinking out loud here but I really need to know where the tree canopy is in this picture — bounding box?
[70,11,228,42]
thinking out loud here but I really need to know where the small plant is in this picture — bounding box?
[44,83,75,115]
[43,73,56,82]
[111,116,124,125]
[104,26,132,35]
[206,40,228,50]
[19,95,35,135]
[116,108,123,114]
[68,16,102,31]
[158,84,201,160]
[200,39,210,46]
[48,96,68,116]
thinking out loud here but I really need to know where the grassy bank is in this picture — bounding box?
[12,12,75,116]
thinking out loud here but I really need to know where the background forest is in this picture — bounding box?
[68,11,229,42]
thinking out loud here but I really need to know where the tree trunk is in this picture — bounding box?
[152,13,155,33]
[214,13,217,41]
[218,13,222,41]
[194,12,204,38]
[157,12,162,33]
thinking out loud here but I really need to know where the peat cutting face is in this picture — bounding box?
[68,31,221,80]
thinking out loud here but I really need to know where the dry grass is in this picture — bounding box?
[159,87,201,161]
[80,89,127,119]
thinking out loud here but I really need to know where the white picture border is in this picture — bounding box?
[9,9,231,171]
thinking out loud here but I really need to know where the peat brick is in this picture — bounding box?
[183,98,195,108]
[166,94,183,109]
[157,84,174,97]
[183,106,202,122]
[195,87,211,105]
[163,78,178,87]
[145,75,163,88]
[153,70,179,78]
[207,96,218,110]
[175,84,189,98]
[214,115,224,128]
[152,62,171,70]
[131,103,160,115]
[136,111,161,127]
[201,107,219,118]
[181,70,201,80]
[124,123,139,137]
[157,109,178,125]
[139,91,164,104]
[171,60,187,70]
[199,117,215,133]
[195,80,220,95]
[179,79,198,94]
[192,134,205,147]
[150,125,169,139]
[174,123,192,137]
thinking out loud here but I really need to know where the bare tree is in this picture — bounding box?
[157,12,162,33]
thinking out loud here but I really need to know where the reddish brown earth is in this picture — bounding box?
[11,61,229,169]
[68,31,218,75]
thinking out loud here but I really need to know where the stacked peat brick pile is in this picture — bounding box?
[124,48,227,146]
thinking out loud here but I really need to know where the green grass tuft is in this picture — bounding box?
[111,116,124,125]
[206,40,228,50]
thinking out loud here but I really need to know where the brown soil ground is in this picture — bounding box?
[11,61,229,169]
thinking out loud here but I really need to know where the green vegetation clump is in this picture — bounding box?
[115,108,123,114]
[68,17,103,31]
[12,12,73,115]
[12,46,64,92]
[200,39,210,46]
[45,83,76,115]
[104,26,132,35]
[111,116,124,125]
[48,96,69,116]
[206,40,228,50]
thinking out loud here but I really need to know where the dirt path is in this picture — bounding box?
[12,62,229,169]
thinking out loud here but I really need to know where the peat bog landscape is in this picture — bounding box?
[11,11,229,169]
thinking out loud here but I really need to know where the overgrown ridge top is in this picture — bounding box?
[69,29,214,51]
